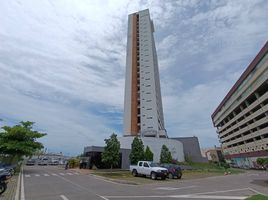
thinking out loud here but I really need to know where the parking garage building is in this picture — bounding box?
[211,42,268,168]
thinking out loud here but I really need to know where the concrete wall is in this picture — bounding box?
[118,137,184,163]
[172,137,207,163]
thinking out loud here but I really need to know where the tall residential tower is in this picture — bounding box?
[123,9,167,138]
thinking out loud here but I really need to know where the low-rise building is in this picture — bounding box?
[171,137,207,163]
[201,147,224,163]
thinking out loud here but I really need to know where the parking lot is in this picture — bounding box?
[20,165,268,200]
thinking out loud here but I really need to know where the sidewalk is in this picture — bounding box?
[0,174,18,200]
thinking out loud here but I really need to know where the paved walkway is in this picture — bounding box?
[1,174,18,200]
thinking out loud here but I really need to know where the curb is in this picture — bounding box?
[14,169,21,200]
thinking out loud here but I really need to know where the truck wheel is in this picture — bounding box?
[168,173,173,179]
[151,172,156,180]
[132,169,138,177]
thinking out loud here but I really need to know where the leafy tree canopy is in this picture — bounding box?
[129,136,144,164]
[160,144,172,163]
[0,121,46,162]
[144,146,154,161]
[101,133,120,169]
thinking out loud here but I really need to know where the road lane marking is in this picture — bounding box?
[59,173,65,176]
[67,173,73,175]
[154,186,196,190]
[35,174,40,177]
[52,173,57,176]
[74,172,79,175]
[98,195,109,200]
[193,188,251,195]
[103,195,248,199]
[90,175,136,186]
[53,174,107,199]
[60,195,70,200]
[21,167,25,200]
[248,187,267,196]
[44,174,50,176]
[25,174,31,178]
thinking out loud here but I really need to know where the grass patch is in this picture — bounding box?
[245,195,268,200]
[181,162,245,174]
[88,162,245,185]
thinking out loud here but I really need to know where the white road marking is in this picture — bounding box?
[172,195,248,199]
[35,174,40,177]
[44,174,50,176]
[52,173,57,176]
[25,174,31,178]
[67,172,73,175]
[54,173,109,199]
[193,188,250,195]
[59,173,65,176]
[74,172,79,175]
[154,186,196,190]
[248,187,267,196]
[103,194,248,199]
[98,195,109,200]
[21,167,25,200]
[91,175,135,186]
[60,195,70,200]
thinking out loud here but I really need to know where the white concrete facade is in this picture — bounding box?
[118,137,185,163]
[123,9,167,138]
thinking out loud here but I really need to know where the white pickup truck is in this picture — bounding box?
[130,161,168,180]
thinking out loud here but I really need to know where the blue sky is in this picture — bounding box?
[0,0,267,155]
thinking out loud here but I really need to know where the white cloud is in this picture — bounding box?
[0,0,267,154]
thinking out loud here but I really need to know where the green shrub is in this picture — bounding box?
[68,158,79,168]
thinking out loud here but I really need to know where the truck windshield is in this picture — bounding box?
[150,163,159,167]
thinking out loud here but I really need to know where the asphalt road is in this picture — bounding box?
[23,165,268,200]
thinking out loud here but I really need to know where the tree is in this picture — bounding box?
[144,146,154,161]
[101,133,120,169]
[257,158,268,165]
[0,121,46,163]
[160,145,172,163]
[129,136,144,164]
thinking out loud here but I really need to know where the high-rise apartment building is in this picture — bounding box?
[212,42,268,168]
[123,9,167,138]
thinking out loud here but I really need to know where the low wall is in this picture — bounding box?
[118,137,185,163]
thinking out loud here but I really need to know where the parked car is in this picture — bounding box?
[0,163,15,176]
[26,159,36,166]
[160,163,182,179]
[38,158,49,166]
[0,169,11,195]
[49,158,59,165]
[130,161,168,180]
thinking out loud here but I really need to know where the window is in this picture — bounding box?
[139,162,142,166]
[144,163,149,168]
